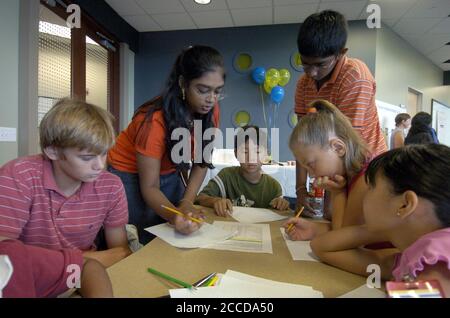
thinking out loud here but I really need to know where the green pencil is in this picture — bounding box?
[147,267,194,289]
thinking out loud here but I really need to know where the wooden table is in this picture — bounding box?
[107,208,367,298]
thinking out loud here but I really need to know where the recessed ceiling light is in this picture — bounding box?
[194,0,211,4]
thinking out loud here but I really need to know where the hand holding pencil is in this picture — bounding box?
[283,206,318,241]
[162,205,205,235]
[287,206,304,231]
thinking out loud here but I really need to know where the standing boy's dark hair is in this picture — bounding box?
[134,45,225,171]
[365,144,450,227]
[297,10,348,58]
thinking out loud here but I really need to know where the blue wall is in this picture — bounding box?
[135,21,377,161]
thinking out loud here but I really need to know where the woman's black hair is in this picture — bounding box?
[365,144,450,227]
[297,10,348,58]
[404,112,434,145]
[134,45,225,171]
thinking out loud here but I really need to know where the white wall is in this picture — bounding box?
[0,0,20,165]
[119,43,135,130]
[375,24,450,113]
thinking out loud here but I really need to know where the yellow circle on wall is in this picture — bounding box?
[290,51,304,72]
[233,52,253,73]
[234,110,251,127]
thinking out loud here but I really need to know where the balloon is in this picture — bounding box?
[263,80,272,94]
[278,69,291,86]
[265,68,280,87]
[252,67,266,85]
[270,86,285,104]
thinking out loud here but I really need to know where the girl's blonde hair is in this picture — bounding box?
[40,98,115,155]
[289,99,370,178]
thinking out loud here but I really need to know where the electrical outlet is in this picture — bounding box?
[0,127,17,142]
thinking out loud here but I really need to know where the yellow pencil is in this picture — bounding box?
[287,206,305,232]
[161,205,204,224]
[207,275,219,287]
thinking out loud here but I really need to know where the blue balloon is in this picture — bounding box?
[270,86,285,103]
[252,67,266,85]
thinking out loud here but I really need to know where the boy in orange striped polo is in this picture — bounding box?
[294,10,387,216]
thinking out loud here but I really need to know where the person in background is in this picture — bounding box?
[405,112,439,145]
[390,113,411,149]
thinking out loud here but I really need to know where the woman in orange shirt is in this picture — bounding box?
[108,46,225,244]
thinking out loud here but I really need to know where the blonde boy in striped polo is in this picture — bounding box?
[0,99,131,268]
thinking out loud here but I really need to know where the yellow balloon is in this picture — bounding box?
[265,68,280,86]
[263,80,272,94]
[278,69,291,86]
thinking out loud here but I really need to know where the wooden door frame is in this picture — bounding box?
[40,0,121,132]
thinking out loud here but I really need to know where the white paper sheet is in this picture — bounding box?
[206,221,273,254]
[144,222,236,249]
[230,206,288,223]
[338,285,386,298]
[280,228,319,262]
[169,270,323,298]
[224,270,321,295]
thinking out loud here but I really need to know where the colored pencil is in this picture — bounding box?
[147,267,194,289]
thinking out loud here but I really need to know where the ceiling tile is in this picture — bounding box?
[136,0,185,14]
[190,10,234,28]
[181,0,228,12]
[402,34,450,55]
[404,0,450,19]
[274,3,318,24]
[274,0,318,5]
[319,1,367,20]
[428,18,450,35]
[151,12,196,30]
[393,17,442,36]
[427,45,450,64]
[381,19,398,28]
[360,0,419,21]
[121,15,161,32]
[105,0,144,16]
[321,0,365,2]
[231,7,273,26]
[226,0,272,9]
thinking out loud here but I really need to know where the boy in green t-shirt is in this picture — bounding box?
[197,125,290,217]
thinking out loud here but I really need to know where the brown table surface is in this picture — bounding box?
[107,207,367,298]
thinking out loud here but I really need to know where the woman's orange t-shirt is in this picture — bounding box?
[108,106,220,175]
